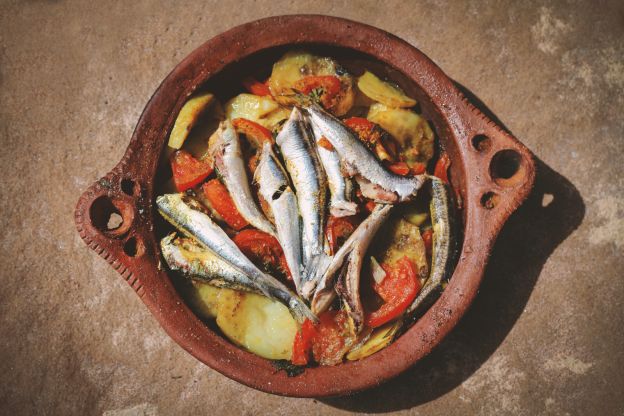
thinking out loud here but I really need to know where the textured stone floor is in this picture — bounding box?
[1,1,622,415]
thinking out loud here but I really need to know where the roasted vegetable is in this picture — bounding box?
[367,103,434,165]
[233,229,290,278]
[291,319,317,366]
[168,92,215,149]
[357,71,416,108]
[170,150,213,192]
[232,117,274,147]
[311,310,356,365]
[185,280,221,320]
[326,215,360,255]
[346,319,402,360]
[225,93,290,130]
[374,217,429,280]
[201,179,249,230]
[434,152,451,184]
[268,51,355,115]
[242,77,272,97]
[216,289,298,360]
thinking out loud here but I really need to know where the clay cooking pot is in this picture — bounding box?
[74,15,535,397]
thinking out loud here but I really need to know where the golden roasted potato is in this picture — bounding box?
[357,71,416,108]
[168,93,215,149]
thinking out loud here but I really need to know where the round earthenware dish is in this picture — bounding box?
[75,15,535,397]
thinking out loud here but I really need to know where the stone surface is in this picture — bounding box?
[0,1,622,415]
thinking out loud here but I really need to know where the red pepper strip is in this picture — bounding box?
[291,319,317,366]
[421,228,433,258]
[434,153,451,184]
[366,256,420,328]
[242,76,272,97]
[294,75,341,109]
[410,162,427,175]
[202,179,248,230]
[170,150,213,192]
[387,162,410,176]
[232,117,274,148]
[326,215,360,255]
[233,229,290,278]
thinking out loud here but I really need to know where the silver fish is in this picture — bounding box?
[304,109,358,218]
[306,104,426,203]
[406,176,456,315]
[254,142,304,294]
[161,233,258,293]
[208,120,276,237]
[311,204,393,315]
[275,107,332,297]
[156,193,316,323]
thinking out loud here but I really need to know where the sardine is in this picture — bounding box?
[208,120,276,237]
[156,193,316,323]
[161,233,258,293]
[304,109,358,217]
[311,204,393,315]
[406,176,457,315]
[275,107,332,297]
[254,142,304,294]
[306,104,426,203]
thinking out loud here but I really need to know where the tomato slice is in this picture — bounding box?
[387,162,410,176]
[233,229,290,277]
[326,215,360,255]
[291,319,317,366]
[410,162,427,175]
[345,117,395,162]
[170,150,213,192]
[202,179,248,230]
[366,256,420,328]
[232,118,274,148]
[242,76,272,97]
[294,75,342,109]
[311,310,352,365]
[434,152,451,184]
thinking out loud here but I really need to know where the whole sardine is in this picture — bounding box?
[306,104,426,203]
[406,176,457,315]
[254,142,304,294]
[156,193,316,323]
[161,233,258,293]
[208,120,276,237]
[275,107,332,297]
[311,204,393,315]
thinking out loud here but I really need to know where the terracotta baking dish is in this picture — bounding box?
[74,15,535,397]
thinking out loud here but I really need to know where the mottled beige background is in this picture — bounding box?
[1,1,622,415]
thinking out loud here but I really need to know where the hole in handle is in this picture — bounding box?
[89,195,135,237]
[489,149,526,187]
[123,236,145,257]
[471,134,492,152]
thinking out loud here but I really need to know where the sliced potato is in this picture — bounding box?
[224,93,289,129]
[373,217,429,280]
[168,93,215,149]
[216,289,297,360]
[185,280,221,320]
[346,320,402,361]
[357,71,416,108]
[367,103,434,165]
[267,51,355,116]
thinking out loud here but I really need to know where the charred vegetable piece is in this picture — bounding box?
[367,103,434,166]
[326,215,360,255]
[344,117,396,162]
[294,75,342,110]
[232,117,274,147]
[233,229,290,278]
[225,93,290,130]
[291,319,317,366]
[375,217,429,280]
[201,179,249,230]
[366,256,420,328]
[407,177,456,315]
[311,310,355,366]
[168,92,215,149]
[170,150,213,192]
[242,77,272,97]
[357,71,417,108]
[216,288,298,360]
[434,153,451,184]
[346,319,402,361]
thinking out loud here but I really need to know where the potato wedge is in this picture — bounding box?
[357,71,416,108]
[168,93,215,149]
[185,280,221,320]
[367,103,434,165]
[216,289,297,360]
[224,93,289,130]
[346,320,402,361]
